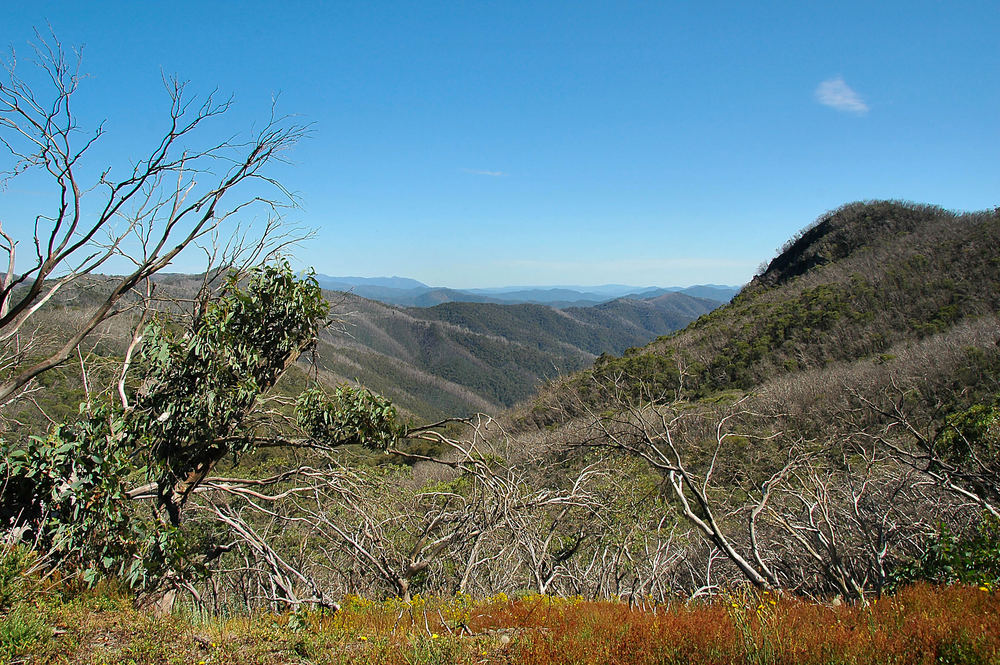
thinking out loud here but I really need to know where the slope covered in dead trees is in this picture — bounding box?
[508,200,1000,599]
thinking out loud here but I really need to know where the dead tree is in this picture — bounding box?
[851,379,1000,521]
[577,376,782,590]
[0,31,305,409]
[572,371,956,598]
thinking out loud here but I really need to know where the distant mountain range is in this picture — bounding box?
[26,271,732,426]
[313,289,724,419]
[313,275,740,309]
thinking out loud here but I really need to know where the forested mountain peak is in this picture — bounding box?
[525,200,1000,426]
[752,200,955,290]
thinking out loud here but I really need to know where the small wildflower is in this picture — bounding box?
[431,633,439,639]
[980,586,990,592]
[359,635,368,641]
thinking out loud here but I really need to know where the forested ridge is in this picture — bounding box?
[512,200,1000,595]
[526,200,1000,422]
[307,289,720,419]
[0,278,719,435]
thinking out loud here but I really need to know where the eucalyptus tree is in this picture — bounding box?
[0,262,408,590]
[0,33,411,600]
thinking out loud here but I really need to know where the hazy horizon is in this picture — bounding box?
[312,274,742,291]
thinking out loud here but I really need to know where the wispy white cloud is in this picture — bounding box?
[461,168,507,177]
[815,76,869,114]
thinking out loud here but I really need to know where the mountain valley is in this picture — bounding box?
[312,288,723,418]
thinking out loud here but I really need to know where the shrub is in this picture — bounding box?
[889,517,1000,589]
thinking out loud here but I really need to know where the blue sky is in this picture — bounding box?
[3,1,998,287]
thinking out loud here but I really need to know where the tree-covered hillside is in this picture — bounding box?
[532,200,1000,418]
[315,290,720,419]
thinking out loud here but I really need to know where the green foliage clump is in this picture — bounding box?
[889,518,1000,590]
[296,384,403,450]
[586,350,682,403]
[0,546,48,661]
[936,401,1000,465]
[0,606,46,662]
[0,409,188,589]
[132,262,330,469]
[0,546,35,610]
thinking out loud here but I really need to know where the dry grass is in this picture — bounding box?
[5,584,998,664]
